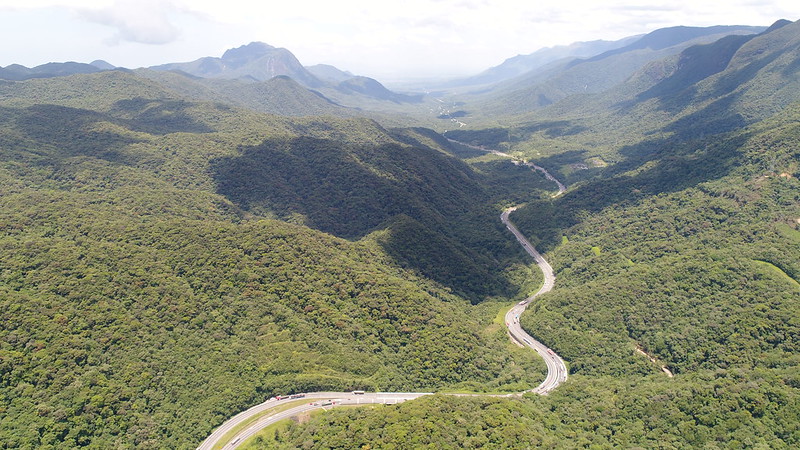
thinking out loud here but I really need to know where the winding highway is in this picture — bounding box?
[446,138,567,197]
[198,143,568,449]
[449,137,568,393]
[502,207,568,394]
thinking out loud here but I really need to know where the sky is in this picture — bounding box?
[0,0,796,82]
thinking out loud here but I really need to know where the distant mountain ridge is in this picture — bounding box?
[150,42,325,87]
[148,42,420,105]
[0,61,113,81]
[306,64,354,83]
[470,24,767,116]
[572,25,766,66]
[442,36,642,88]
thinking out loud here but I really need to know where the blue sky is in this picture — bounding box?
[0,1,795,81]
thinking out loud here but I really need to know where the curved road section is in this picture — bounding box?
[446,138,566,197]
[198,392,431,450]
[502,207,567,394]
[199,144,568,449]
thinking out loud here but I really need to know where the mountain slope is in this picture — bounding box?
[578,25,764,63]
[335,76,423,103]
[598,19,800,144]
[133,69,358,117]
[306,64,354,83]
[469,24,764,117]
[0,73,547,447]
[210,121,522,300]
[205,75,351,116]
[449,20,800,181]
[252,20,800,450]
[443,35,642,89]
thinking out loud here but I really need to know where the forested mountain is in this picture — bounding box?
[248,19,800,449]
[446,19,800,176]
[0,65,558,447]
[462,24,764,117]
[139,70,356,117]
[439,35,642,89]
[0,62,108,81]
[147,42,422,110]
[2,16,799,450]
[149,42,325,87]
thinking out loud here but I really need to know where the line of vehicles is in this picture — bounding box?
[271,394,306,401]
[271,391,365,402]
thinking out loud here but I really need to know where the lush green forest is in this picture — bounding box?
[2,17,800,450]
[0,210,544,448]
[240,20,800,449]
[0,73,554,448]
[258,369,799,448]
[242,100,800,450]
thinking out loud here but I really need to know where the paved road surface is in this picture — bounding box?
[502,207,568,394]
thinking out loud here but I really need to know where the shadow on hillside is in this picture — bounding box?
[10,104,144,165]
[211,136,515,301]
[631,31,786,120]
[374,214,513,304]
[109,98,215,135]
[211,136,483,239]
[635,34,755,106]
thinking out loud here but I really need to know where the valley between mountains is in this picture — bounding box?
[1,18,799,450]
[200,158,568,448]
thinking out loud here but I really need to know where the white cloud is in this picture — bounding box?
[77,0,181,45]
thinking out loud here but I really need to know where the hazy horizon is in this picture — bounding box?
[0,1,795,82]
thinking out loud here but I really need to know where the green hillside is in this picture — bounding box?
[239,105,800,449]
[244,20,800,449]
[136,70,356,118]
[457,25,764,119]
[0,208,543,448]
[2,17,800,450]
[0,71,557,448]
[444,20,800,186]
